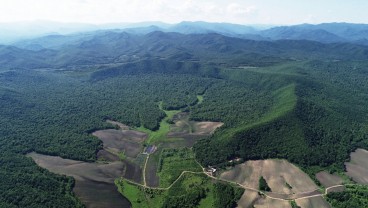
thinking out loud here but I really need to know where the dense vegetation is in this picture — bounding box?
[259,176,271,192]
[1,29,368,207]
[194,61,368,171]
[213,183,244,208]
[327,185,368,208]
[117,173,243,208]
[157,148,202,187]
[0,153,84,208]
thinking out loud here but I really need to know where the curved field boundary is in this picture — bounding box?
[122,170,204,191]
[124,157,363,202]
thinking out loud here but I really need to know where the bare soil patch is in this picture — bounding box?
[74,180,130,208]
[236,190,260,208]
[168,112,223,137]
[97,149,120,162]
[123,160,142,184]
[315,171,343,187]
[93,129,146,158]
[220,159,319,200]
[295,196,331,208]
[253,197,291,208]
[106,120,130,130]
[27,152,131,208]
[192,121,224,135]
[345,148,368,185]
[145,153,160,187]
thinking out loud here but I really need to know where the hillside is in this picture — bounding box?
[1,30,368,207]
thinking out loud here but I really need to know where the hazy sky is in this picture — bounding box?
[1,0,367,25]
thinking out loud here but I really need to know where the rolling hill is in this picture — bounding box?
[1,25,368,207]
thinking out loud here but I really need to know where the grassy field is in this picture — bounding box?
[116,179,152,208]
[220,83,297,140]
[137,102,180,144]
[117,172,243,208]
[196,95,204,104]
[157,148,202,187]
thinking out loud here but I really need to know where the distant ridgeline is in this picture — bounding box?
[0,28,368,207]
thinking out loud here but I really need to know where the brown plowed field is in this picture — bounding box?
[93,129,146,158]
[28,152,131,208]
[316,171,343,187]
[345,148,368,185]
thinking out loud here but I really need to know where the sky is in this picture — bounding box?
[0,0,368,25]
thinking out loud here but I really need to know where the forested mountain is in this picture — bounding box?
[5,30,368,70]
[11,22,368,50]
[1,26,368,207]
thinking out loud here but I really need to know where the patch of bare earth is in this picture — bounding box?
[168,112,223,137]
[221,159,318,195]
[295,196,332,208]
[316,171,343,187]
[221,159,322,207]
[27,152,130,208]
[106,120,130,130]
[93,129,146,158]
[253,197,291,208]
[345,148,368,185]
[192,121,224,135]
[236,190,260,208]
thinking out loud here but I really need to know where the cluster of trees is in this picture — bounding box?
[194,60,368,173]
[2,51,368,207]
[213,183,244,208]
[259,176,271,192]
[0,152,84,208]
[162,173,208,208]
[327,185,368,208]
[0,69,217,206]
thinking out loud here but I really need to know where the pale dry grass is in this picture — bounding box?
[295,196,331,208]
[345,148,368,185]
[316,171,343,187]
[253,197,291,208]
[221,159,318,195]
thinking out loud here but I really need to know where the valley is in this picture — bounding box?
[1,22,368,208]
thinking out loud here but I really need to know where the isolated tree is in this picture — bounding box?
[259,176,271,192]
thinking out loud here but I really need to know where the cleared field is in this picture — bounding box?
[145,151,160,187]
[97,149,120,162]
[295,196,331,208]
[253,197,291,208]
[93,129,146,158]
[168,112,223,137]
[106,119,130,130]
[74,180,130,208]
[345,148,368,185]
[193,121,224,134]
[316,171,343,187]
[28,152,130,208]
[236,190,260,208]
[220,159,319,196]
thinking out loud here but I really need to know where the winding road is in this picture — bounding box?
[123,157,354,202]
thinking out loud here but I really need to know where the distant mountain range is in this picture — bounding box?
[3,21,368,47]
[2,30,368,71]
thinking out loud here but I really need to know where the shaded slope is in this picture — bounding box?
[194,61,368,169]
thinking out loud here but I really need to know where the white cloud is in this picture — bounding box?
[227,3,256,15]
[0,0,366,25]
[0,0,260,24]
